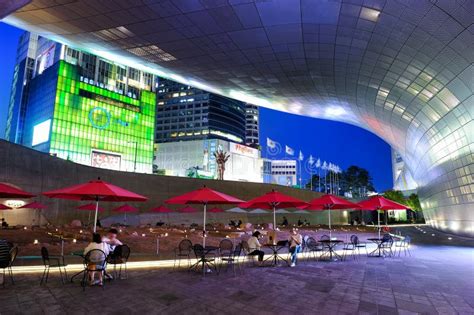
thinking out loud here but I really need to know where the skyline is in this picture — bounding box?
[0,22,392,191]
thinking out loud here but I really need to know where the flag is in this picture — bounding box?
[285,145,294,156]
[298,150,304,161]
[266,137,276,149]
[316,158,321,168]
[309,155,314,165]
[322,161,328,170]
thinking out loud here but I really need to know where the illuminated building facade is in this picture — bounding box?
[155,78,246,144]
[245,104,259,148]
[6,33,156,173]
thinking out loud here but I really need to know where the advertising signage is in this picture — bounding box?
[229,142,259,159]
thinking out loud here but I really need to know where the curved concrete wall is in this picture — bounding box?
[0,140,346,226]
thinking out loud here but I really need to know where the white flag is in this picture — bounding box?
[309,155,314,165]
[266,137,276,149]
[298,150,304,161]
[285,145,294,156]
[316,158,321,168]
[322,161,328,170]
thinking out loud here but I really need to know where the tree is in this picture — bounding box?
[406,193,421,211]
[305,174,321,190]
[383,190,406,205]
[339,165,375,197]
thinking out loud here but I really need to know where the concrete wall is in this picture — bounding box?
[0,140,349,226]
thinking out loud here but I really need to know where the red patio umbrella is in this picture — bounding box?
[358,195,409,238]
[113,204,138,225]
[0,204,12,210]
[239,189,307,230]
[19,201,47,209]
[302,194,359,239]
[0,183,35,198]
[43,178,147,232]
[166,186,244,247]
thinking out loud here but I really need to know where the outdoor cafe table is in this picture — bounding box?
[70,250,85,282]
[367,238,384,257]
[263,243,288,266]
[189,245,219,275]
[318,239,343,261]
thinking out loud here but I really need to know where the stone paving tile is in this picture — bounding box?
[1,245,474,314]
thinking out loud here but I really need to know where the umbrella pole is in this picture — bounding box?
[203,203,207,248]
[328,207,332,239]
[378,210,381,239]
[93,198,99,233]
[273,205,276,230]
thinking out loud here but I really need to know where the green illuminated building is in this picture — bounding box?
[11,36,157,173]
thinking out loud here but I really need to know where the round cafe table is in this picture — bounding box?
[318,239,343,261]
[367,238,383,257]
[189,245,219,276]
[263,243,289,266]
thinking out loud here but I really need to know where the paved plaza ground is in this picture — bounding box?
[1,227,473,315]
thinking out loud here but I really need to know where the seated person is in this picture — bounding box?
[247,231,265,265]
[288,228,303,267]
[237,220,242,228]
[281,216,289,227]
[84,233,110,286]
[297,218,303,227]
[102,228,123,254]
[155,221,165,227]
[229,220,236,227]
[304,219,309,226]
[1,218,8,228]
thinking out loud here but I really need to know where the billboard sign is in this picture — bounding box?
[91,150,121,171]
[229,142,258,159]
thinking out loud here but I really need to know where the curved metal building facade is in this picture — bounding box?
[2,0,473,235]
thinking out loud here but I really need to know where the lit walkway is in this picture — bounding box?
[2,243,473,314]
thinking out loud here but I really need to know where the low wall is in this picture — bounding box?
[0,140,349,226]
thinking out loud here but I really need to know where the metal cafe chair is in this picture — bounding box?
[240,240,257,268]
[82,249,107,291]
[342,237,357,261]
[1,246,18,287]
[173,239,193,271]
[218,239,234,260]
[395,235,412,257]
[351,235,368,256]
[304,237,324,263]
[220,243,242,275]
[379,234,394,257]
[40,247,68,285]
[107,244,131,279]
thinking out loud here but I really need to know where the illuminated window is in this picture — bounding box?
[32,119,51,146]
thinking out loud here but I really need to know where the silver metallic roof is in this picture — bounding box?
[2,0,474,236]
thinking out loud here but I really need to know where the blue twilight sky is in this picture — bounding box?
[0,22,393,191]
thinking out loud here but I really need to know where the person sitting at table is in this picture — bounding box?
[236,220,242,228]
[247,231,265,266]
[281,216,289,227]
[84,233,110,286]
[304,219,309,226]
[1,218,8,228]
[288,228,303,267]
[102,228,123,253]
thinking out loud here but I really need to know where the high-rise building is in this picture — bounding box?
[5,32,156,173]
[245,104,259,147]
[155,78,246,144]
[5,32,38,144]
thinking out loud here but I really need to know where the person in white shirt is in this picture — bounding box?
[84,233,110,286]
[247,231,265,265]
[288,228,302,267]
[102,228,123,254]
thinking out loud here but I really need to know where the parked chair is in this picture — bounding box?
[342,237,357,261]
[173,239,193,270]
[305,237,324,262]
[107,244,131,279]
[192,244,218,275]
[218,239,234,259]
[350,235,368,256]
[220,243,242,275]
[81,249,107,290]
[1,246,17,287]
[40,247,68,285]
[380,234,394,257]
[240,240,256,267]
[395,236,411,257]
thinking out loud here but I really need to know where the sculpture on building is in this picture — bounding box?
[213,149,230,180]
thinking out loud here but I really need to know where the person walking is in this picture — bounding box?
[288,228,302,267]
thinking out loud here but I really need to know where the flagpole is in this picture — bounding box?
[203,202,207,247]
